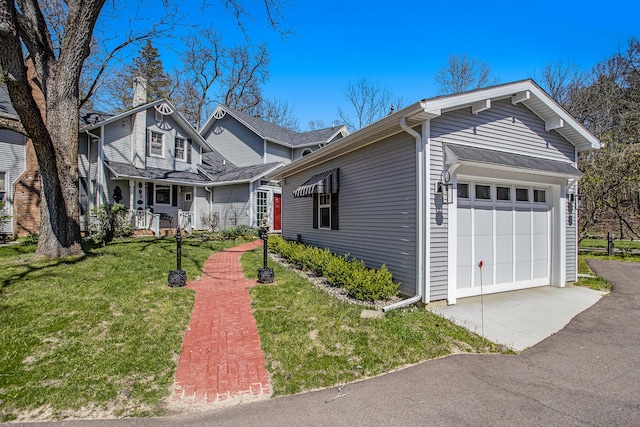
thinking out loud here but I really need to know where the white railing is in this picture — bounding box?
[131,209,161,236]
[178,210,194,234]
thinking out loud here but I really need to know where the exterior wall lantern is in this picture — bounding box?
[435,170,453,205]
[568,193,584,210]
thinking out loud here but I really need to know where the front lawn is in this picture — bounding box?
[242,248,511,397]
[577,251,640,292]
[0,237,245,422]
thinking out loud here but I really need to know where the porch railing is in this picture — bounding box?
[178,210,194,234]
[132,209,160,236]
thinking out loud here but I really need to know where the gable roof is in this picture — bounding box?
[105,161,211,186]
[82,99,213,152]
[200,104,348,148]
[271,79,601,180]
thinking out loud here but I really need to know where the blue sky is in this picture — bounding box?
[103,0,639,129]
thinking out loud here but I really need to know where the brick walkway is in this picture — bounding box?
[170,239,271,408]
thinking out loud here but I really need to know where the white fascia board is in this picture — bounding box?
[251,163,284,183]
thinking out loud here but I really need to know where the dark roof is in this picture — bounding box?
[218,106,347,147]
[79,107,113,127]
[445,144,583,176]
[0,86,19,120]
[1,85,113,126]
[104,161,211,184]
[201,150,236,169]
[198,160,282,183]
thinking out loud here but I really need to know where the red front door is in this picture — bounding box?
[273,193,282,231]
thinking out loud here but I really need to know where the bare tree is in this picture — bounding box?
[245,97,299,131]
[535,60,585,107]
[307,119,326,131]
[221,43,270,112]
[435,53,499,94]
[337,76,400,131]
[0,0,286,258]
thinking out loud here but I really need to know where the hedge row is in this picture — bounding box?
[268,235,399,301]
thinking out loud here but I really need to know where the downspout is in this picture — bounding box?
[383,116,426,312]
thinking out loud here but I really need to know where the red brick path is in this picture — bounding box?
[171,239,271,407]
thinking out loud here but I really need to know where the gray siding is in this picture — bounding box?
[431,99,575,162]
[266,141,291,164]
[281,132,418,297]
[204,115,263,167]
[145,111,199,173]
[429,140,448,301]
[103,116,132,164]
[212,184,251,229]
[0,129,27,233]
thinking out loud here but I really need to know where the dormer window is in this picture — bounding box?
[175,137,186,161]
[149,131,164,157]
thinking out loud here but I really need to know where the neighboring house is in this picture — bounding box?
[0,85,32,236]
[271,80,600,306]
[79,96,214,233]
[199,104,348,230]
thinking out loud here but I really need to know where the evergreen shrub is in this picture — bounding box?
[268,235,399,301]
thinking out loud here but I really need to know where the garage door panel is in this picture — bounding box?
[495,208,513,236]
[495,263,513,284]
[457,236,472,267]
[515,261,531,282]
[457,266,472,289]
[532,261,548,280]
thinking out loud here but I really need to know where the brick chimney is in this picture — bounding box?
[132,76,147,108]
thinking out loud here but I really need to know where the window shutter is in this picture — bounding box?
[147,182,154,206]
[172,185,178,206]
[312,194,318,229]
[330,193,339,230]
[187,139,192,164]
[146,130,150,157]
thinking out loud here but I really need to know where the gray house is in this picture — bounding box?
[271,80,600,307]
[199,104,348,230]
[0,86,27,236]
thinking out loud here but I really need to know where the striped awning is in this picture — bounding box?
[293,168,339,198]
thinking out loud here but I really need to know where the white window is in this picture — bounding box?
[155,185,171,205]
[256,191,268,226]
[496,186,511,201]
[534,189,546,203]
[175,137,186,161]
[475,184,491,200]
[319,193,331,229]
[515,187,529,202]
[457,183,470,199]
[184,192,192,202]
[150,131,164,157]
[0,171,6,204]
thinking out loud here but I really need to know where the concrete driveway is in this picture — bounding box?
[13,260,640,426]
[429,284,605,350]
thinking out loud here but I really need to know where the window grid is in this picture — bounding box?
[256,191,268,226]
[150,131,163,157]
[319,194,331,229]
[175,137,186,160]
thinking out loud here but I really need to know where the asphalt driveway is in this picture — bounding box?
[12,260,640,426]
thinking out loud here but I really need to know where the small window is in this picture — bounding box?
[319,194,331,228]
[175,137,186,161]
[184,192,192,202]
[534,189,546,203]
[150,131,164,157]
[475,184,491,200]
[496,186,511,201]
[516,188,529,202]
[0,171,6,203]
[457,183,469,199]
[156,185,171,205]
[301,148,313,157]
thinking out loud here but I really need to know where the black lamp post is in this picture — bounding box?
[257,214,274,284]
[168,226,187,287]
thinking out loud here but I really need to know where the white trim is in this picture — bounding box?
[456,278,549,298]
[149,130,164,158]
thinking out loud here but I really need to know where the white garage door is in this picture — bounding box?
[456,182,550,298]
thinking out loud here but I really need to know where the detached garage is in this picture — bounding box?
[271,80,600,307]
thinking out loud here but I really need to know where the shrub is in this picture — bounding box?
[218,224,259,240]
[0,201,10,231]
[91,203,133,244]
[268,235,399,301]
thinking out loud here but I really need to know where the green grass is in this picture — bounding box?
[242,249,512,397]
[0,237,247,422]
[577,251,640,292]
[579,238,640,250]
